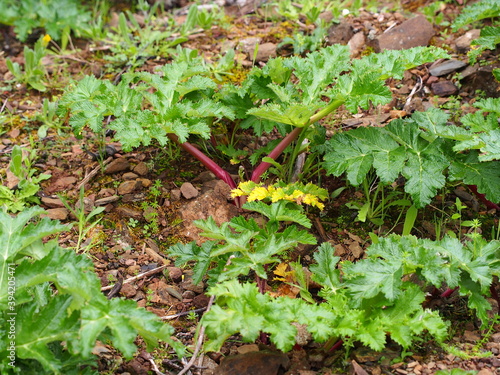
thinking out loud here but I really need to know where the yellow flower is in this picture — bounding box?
[271,188,287,202]
[42,34,51,47]
[248,186,269,201]
[230,188,245,198]
[303,194,324,210]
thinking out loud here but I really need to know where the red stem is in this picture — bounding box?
[167,134,241,206]
[467,185,500,211]
[440,287,458,298]
[251,126,304,183]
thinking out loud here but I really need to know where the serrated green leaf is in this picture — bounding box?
[310,242,341,293]
[15,295,80,373]
[449,154,500,203]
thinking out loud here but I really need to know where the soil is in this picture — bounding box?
[1,1,499,374]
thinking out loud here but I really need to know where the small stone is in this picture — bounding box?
[53,176,77,191]
[133,162,149,176]
[431,81,458,96]
[455,29,481,53]
[237,344,259,355]
[116,206,143,220]
[166,267,183,282]
[105,158,130,174]
[95,195,120,206]
[193,293,211,309]
[137,178,152,188]
[180,182,199,199]
[328,21,354,45]
[255,42,276,62]
[170,189,181,201]
[429,59,467,77]
[41,197,64,208]
[118,180,138,195]
[42,208,69,221]
[143,206,157,223]
[122,172,139,180]
[463,330,481,342]
[477,370,494,375]
[373,15,434,52]
[348,31,366,57]
[120,284,137,298]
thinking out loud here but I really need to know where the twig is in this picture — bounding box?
[101,264,168,291]
[177,256,235,375]
[177,295,215,375]
[403,76,423,112]
[144,352,168,375]
[77,157,113,190]
[161,307,207,320]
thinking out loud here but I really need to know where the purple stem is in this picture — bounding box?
[167,134,241,205]
[440,287,458,298]
[251,126,304,183]
[467,185,500,211]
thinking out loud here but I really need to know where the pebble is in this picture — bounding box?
[180,182,199,199]
[429,59,467,77]
[118,180,139,195]
[431,81,458,96]
[105,158,130,174]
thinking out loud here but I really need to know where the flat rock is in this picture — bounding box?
[41,196,64,208]
[431,80,458,96]
[255,42,277,62]
[372,15,434,52]
[454,29,481,53]
[348,32,366,57]
[460,63,500,98]
[105,158,130,174]
[115,206,143,220]
[429,59,467,76]
[327,21,354,45]
[180,182,199,199]
[120,283,137,298]
[133,161,149,176]
[118,180,139,195]
[214,351,290,375]
[178,180,238,243]
[41,208,69,221]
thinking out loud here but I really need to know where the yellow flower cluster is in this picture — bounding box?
[231,181,326,210]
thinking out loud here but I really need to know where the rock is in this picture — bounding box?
[193,293,210,308]
[95,195,120,206]
[431,81,458,96]
[122,172,139,180]
[170,189,181,201]
[41,196,64,208]
[149,280,178,305]
[137,178,152,188]
[180,182,199,199]
[105,158,130,174]
[372,15,434,52]
[52,176,77,191]
[327,21,354,45]
[42,208,69,221]
[165,266,183,282]
[237,344,259,355]
[118,180,139,195]
[120,284,137,298]
[180,271,205,294]
[214,351,290,375]
[116,206,143,220]
[454,29,481,53]
[133,162,149,176]
[255,42,277,62]
[477,370,494,375]
[429,59,467,76]
[459,63,500,98]
[178,180,239,243]
[463,330,481,342]
[348,32,366,57]
[239,37,261,56]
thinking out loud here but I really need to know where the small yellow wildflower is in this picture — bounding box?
[42,34,51,47]
[230,188,245,198]
[271,188,287,202]
[248,186,269,202]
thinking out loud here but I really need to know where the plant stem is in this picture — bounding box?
[166,134,241,205]
[251,98,345,183]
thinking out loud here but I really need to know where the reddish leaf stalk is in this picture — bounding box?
[467,185,500,211]
[251,126,304,183]
[440,287,458,298]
